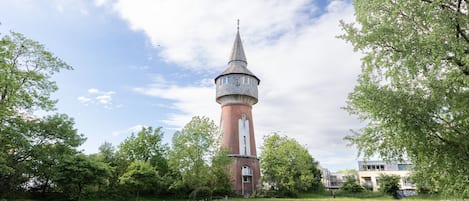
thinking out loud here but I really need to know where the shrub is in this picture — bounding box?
[378,174,401,198]
[340,176,365,193]
[190,186,211,200]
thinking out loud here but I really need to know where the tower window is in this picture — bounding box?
[243,136,247,155]
[222,77,229,84]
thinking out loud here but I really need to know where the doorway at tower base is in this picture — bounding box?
[228,156,261,196]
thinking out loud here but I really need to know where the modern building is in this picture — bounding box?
[358,160,416,192]
[214,25,261,196]
[320,167,358,190]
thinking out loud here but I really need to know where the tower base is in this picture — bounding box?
[228,156,261,196]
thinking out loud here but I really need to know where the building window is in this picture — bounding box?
[243,176,251,183]
[222,77,229,85]
[242,76,251,85]
[363,177,372,188]
[398,164,412,170]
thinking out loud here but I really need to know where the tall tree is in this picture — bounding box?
[119,127,169,176]
[119,161,160,201]
[55,154,111,201]
[168,116,230,194]
[260,133,322,197]
[340,0,468,196]
[0,114,85,198]
[0,31,71,120]
[0,31,75,198]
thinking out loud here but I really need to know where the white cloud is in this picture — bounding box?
[112,124,147,136]
[88,88,99,93]
[77,96,92,105]
[78,88,118,109]
[94,0,112,7]
[116,0,362,170]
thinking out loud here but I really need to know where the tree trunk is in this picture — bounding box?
[78,184,82,201]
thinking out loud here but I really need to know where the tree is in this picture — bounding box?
[0,114,85,198]
[260,133,322,197]
[0,31,71,121]
[55,154,112,201]
[168,116,229,195]
[207,148,233,195]
[119,127,169,176]
[378,174,401,198]
[119,161,160,201]
[0,31,74,198]
[340,0,469,197]
[340,176,365,193]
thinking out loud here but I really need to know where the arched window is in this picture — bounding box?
[242,166,251,183]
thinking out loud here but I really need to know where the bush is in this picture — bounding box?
[340,176,365,193]
[378,174,401,198]
[190,186,211,200]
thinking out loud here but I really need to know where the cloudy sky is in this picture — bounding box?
[0,0,363,171]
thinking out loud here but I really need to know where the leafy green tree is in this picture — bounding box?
[55,154,112,201]
[340,176,365,193]
[0,114,85,198]
[29,114,85,196]
[168,116,229,195]
[95,142,132,198]
[0,31,74,198]
[207,148,233,195]
[0,31,71,120]
[119,161,160,201]
[260,133,321,197]
[340,0,469,196]
[378,174,401,198]
[119,127,169,176]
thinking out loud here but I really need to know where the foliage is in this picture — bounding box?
[168,116,230,195]
[0,31,71,120]
[340,0,469,197]
[118,127,169,175]
[340,176,365,193]
[189,186,212,201]
[0,30,78,199]
[207,148,233,195]
[0,114,85,198]
[378,174,400,198]
[260,133,322,197]
[119,161,160,201]
[55,154,112,201]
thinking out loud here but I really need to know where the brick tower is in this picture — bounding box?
[214,26,260,196]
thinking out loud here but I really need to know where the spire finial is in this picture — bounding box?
[237,19,240,31]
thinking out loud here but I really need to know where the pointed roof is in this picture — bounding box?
[228,30,247,66]
[215,29,260,83]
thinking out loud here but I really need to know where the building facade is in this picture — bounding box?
[358,160,416,192]
[320,167,358,190]
[215,28,260,196]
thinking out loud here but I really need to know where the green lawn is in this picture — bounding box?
[108,194,451,201]
[16,193,457,201]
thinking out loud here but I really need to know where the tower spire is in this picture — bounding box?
[229,20,247,66]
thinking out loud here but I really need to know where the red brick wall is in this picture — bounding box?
[220,103,260,194]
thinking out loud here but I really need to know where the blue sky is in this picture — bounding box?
[0,0,362,171]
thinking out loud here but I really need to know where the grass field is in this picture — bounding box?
[102,194,456,201]
[15,192,462,201]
